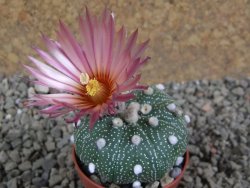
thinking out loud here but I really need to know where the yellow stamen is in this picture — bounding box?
[86,78,100,96]
[80,72,90,85]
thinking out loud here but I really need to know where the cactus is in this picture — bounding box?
[74,86,188,185]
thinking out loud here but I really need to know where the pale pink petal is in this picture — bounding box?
[89,111,100,129]
[25,66,81,94]
[117,74,141,92]
[28,56,81,88]
[132,39,150,59]
[125,29,138,52]
[42,35,81,77]
[34,48,79,82]
[57,21,93,75]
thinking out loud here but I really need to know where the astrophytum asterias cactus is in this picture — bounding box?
[74,86,189,185]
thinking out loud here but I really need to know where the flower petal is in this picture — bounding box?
[57,21,93,75]
[42,35,81,77]
[28,56,82,89]
[25,66,81,94]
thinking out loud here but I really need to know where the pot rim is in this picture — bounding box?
[72,146,189,188]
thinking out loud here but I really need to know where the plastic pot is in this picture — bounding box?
[72,146,189,188]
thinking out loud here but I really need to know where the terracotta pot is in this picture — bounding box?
[72,146,189,188]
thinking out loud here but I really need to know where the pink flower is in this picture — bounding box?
[25,8,150,128]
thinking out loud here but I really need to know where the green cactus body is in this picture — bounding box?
[74,86,188,184]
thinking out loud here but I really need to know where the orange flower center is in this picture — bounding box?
[80,72,115,105]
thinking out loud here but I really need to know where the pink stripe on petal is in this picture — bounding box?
[125,29,138,52]
[104,13,115,75]
[25,66,81,94]
[113,93,135,102]
[34,48,79,82]
[51,50,81,76]
[79,16,97,76]
[84,8,98,73]
[37,93,83,103]
[117,74,141,92]
[65,109,88,123]
[134,85,148,90]
[28,56,81,88]
[89,112,100,130]
[58,21,93,74]
[42,35,81,78]
[126,57,150,78]
[132,39,150,59]
[41,105,65,114]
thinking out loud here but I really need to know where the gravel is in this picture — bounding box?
[0,74,249,188]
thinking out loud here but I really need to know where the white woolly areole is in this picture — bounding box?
[184,115,191,123]
[131,135,141,145]
[167,103,176,111]
[168,135,178,145]
[132,181,141,188]
[88,163,95,173]
[144,87,154,95]
[134,164,143,175]
[96,138,106,150]
[140,104,152,114]
[128,102,140,111]
[156,83,165,90]
[70,135,74,143]
[148,116,159,127]
[123,105,140,124]
[175,156,184,166]
[112,118,123,128]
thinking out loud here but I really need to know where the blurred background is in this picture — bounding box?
[0,0,249,84]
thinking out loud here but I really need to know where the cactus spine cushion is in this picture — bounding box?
[74,86,188,184]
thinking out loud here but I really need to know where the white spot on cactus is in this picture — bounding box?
[144,87,154,95]
[167,103,176,111]
[132,180,141,188]
[134,164,143,175]
[176,109,183,116]
[96,138,106,150]
[184,115,191,123]
[168,135,178,145]
[140,104,152,114]
[148,116,159,127]
[131,135,141,145]
[156,83,165,90]
[112,118,123,128]
[111,12,115,19]
[175,156,184,166]
[88,163,95,173]
[128,102,140,111]
[70,135,74,143]
[123,103,140,124]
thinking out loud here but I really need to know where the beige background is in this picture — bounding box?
[0,0,249,84]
